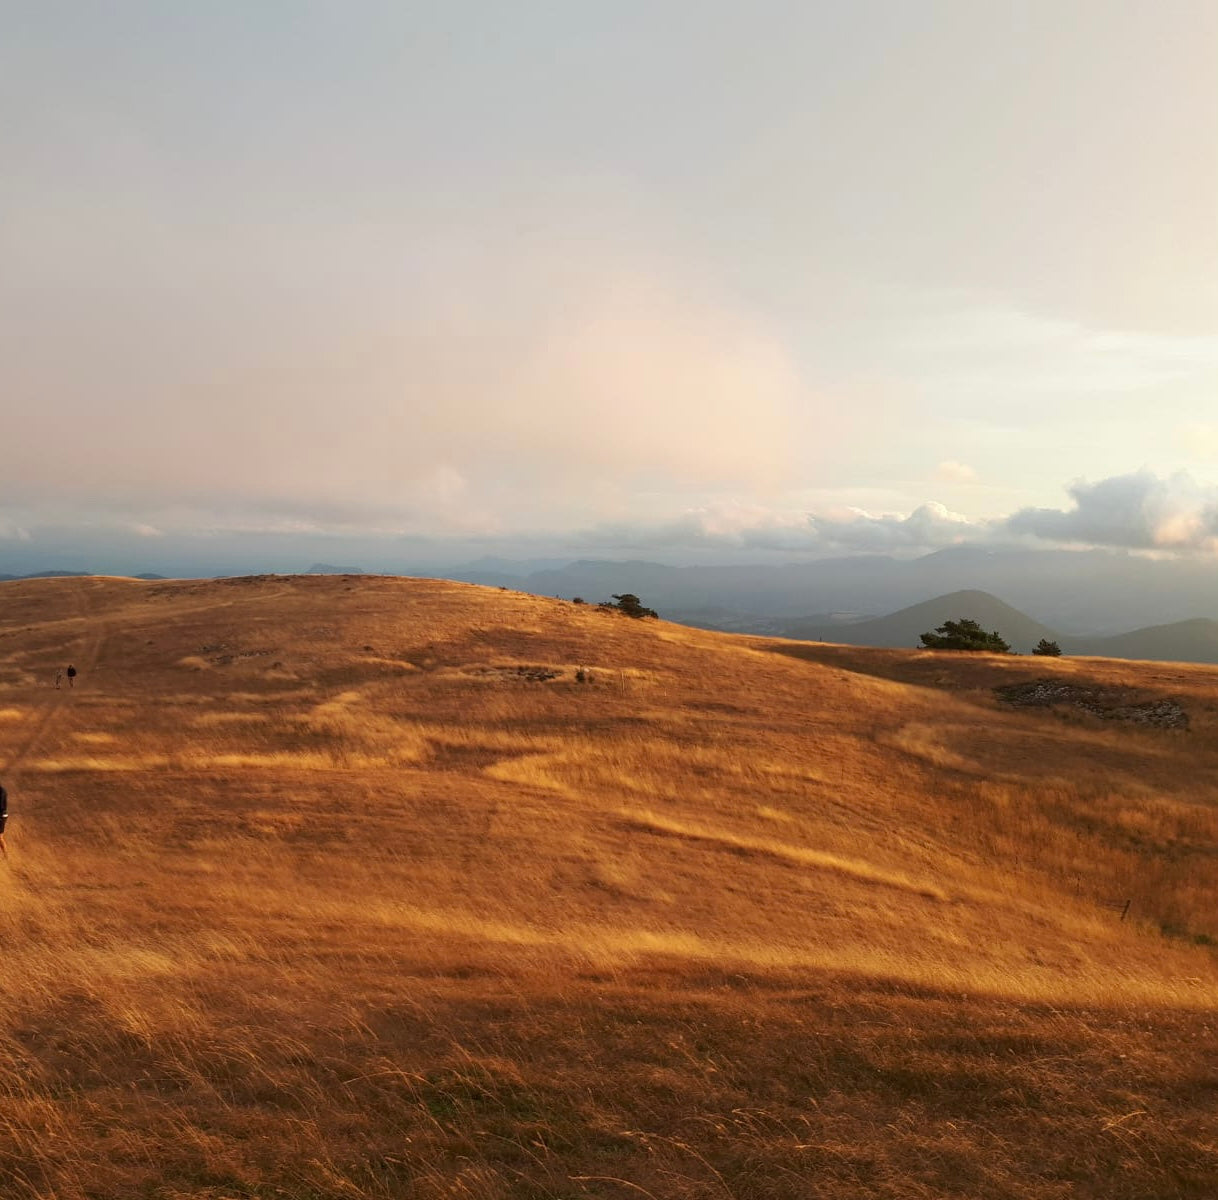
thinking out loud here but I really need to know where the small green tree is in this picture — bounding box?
[1033,638,1062,657]
[607,593,658,619]
[919,617,1010,653]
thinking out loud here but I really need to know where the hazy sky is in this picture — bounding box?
[3,1,1217,568]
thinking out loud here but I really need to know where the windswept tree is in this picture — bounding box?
[1033,638,1063,657]
[919,618,1010,653]
[606,593,658,619]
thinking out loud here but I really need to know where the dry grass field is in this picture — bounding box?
[1,574,1217,1199]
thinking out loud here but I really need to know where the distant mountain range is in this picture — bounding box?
[0,570,165,582]
[776,589,1218,664]
[1073,619,1218,665]
[439,548,1218,636]
[6,553,1218,664]
[0,570,91,581]
[6,545,1218,635]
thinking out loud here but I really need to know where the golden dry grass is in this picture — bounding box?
[1,573,1217,1198]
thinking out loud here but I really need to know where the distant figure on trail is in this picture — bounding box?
[66,664,77,688]
[54,670,62,689]
[0,782,8,857]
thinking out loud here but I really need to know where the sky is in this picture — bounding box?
[2,1,1217,572]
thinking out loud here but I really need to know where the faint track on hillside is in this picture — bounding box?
[2,577,297,784]
[1,579,109,783]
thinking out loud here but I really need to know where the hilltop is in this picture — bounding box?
[781,588,1061,653]
[2,575,1217,1198]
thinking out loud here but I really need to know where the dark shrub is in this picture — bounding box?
[919,618,1010,653]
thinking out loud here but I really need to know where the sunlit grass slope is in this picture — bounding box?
[2,574,1217,1198]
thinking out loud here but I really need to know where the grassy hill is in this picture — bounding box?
[782,588,1061,653]
[2,575,1218,1198]
[1071,617,1218,665]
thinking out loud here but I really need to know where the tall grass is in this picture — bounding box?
[2,575,1218,1198]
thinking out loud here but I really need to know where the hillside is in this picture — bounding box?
[1072,617,1218,665]
[2,575,1218,1198]
[781,588,1061,653]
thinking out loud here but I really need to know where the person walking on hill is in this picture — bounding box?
[66,664,77,689]
[54,669,62,689]
[0,782,8,858]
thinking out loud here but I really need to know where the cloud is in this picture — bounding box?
[0,207,803,536]
[0,516,31,541]
[583,499,990,555]
[934,460,978,484]
[1177,423,1218,461]
[887,297,1218,395]
[16,470,1218,565]
[807,502,986,552]
[586,472,1218,558]
[1006,470,1218,551]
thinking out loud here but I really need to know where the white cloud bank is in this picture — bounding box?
[11,471,1218,564]
[583,500,989,555]
[1006,470,1218,552]
[581,472,1218,558]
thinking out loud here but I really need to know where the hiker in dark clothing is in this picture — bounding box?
[66,664,77,688]
[0,782,8,857]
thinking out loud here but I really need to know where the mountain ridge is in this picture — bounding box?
[776,588,1218,665]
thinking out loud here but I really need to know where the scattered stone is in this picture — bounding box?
[995,680,1189,729]
[466,665,563,683]
[198,643,274,665]
[512,665,561,682]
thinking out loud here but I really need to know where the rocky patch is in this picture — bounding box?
[995,679,1189,729]
[465,664,564,683]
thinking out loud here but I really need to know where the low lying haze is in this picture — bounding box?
[3,2,1217,573]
